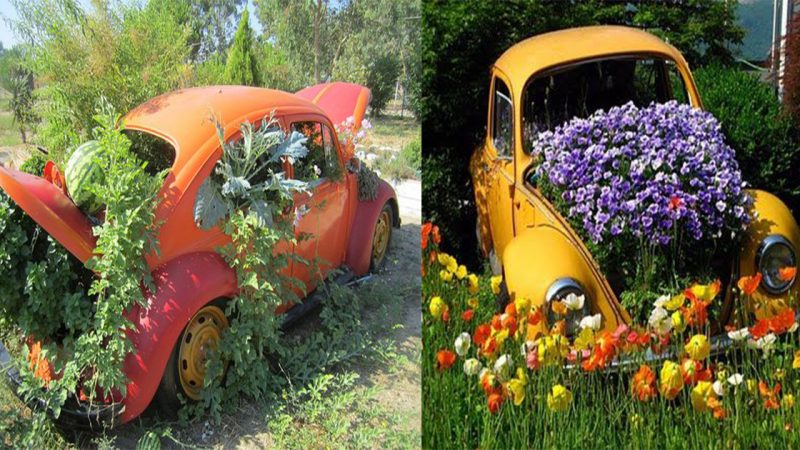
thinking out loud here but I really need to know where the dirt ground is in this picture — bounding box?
[107,181,422,449]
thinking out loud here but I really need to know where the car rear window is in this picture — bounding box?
[124,130,176,175]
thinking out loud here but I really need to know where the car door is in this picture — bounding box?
[483,73,517,261]
[289,117,349,297]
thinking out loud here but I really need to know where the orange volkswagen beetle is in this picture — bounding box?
[0,82,400,427]
[471,26,800,341]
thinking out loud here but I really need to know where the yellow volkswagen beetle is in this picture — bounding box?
[470,26,800,338]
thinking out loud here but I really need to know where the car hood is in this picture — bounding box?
[0,165,96,263]
[295,82,371,128]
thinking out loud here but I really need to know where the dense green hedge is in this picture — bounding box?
[694,65,800,214]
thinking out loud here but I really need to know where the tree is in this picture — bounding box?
[225,8,261,86]
[9,71,34,143]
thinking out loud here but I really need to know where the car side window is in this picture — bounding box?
[492,78,513,158]
[322,125,343,180]
[291,121,324,182]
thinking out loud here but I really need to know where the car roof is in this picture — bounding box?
[494,25,688,89]
[123,85,327,172]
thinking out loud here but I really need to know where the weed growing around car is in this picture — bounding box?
[422,223,800,449]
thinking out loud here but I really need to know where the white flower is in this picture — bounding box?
[653,294,670,308]
[751,333,777,355]
[520,340,535,356]
[712,380,725,397]
[562,293,585,311]
[313,164,322,176]
[579,314,602,331]
[478,367,490,380]
[463,358,482,376]
[454,332,471,357]
[728,327,750,341]
[727,373,744,386]
[790,322,799,333]
[648,306,672,335]
[493,354,513,380]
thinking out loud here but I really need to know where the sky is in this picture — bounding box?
[0,0,262,49]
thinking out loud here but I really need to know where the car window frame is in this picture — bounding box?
[488,73,514,161]
[285,113,344,187]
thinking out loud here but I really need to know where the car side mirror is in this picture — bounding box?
[347,157,361,174]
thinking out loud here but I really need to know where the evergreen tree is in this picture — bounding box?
[225,9,261,86]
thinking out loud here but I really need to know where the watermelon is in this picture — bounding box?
[65,140,105,214]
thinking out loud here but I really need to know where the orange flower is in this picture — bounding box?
[504,302,517,317]
[759,380,781,410]
[550,320,566,337]
[779,266,797,282]
[432,224,441,245]
[680,359,712,385]
[501,314,518,335]
[528,308,543,326]
[631,365,657,402]
[421,222,432,250]
[551,300,568,316]
[436,349,456,371]
[442,306,450,323]
[707,396,726,420]
[462,309,474,322]
[487,392,504,414]
[738,273,762,296]
[681,297,709,328]
[474,324,491,346]
[751,307,796,338]
[750,318,770,340]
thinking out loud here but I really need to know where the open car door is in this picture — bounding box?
[295,82,371,130]
[0,165,96,263]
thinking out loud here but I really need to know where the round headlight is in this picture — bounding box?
[545,278,590,335]
[756,235,796,295]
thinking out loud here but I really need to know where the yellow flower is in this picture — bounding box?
[467,274,479,294]
[538,335,569,366]
[671,310,686,333]
[573,327,595,351]
[446,257,458,274]
[467,297,479,309]
[691,381,715,412]
[659,360,684,400]
[507,368,528,406]
[746,379,757,394]
[685,335,710,361]
[494,327,510,347]
[455,265,467,280]
[429,296,445,319]
[514,296,531,315]
[547,384,573,412]
[491,275,503,295]
[437,252,451,267]
[664,294,685,311]
[776,369,786,381]
[793,350,800,369]
[439,270,453,282]
[688,281,720,303]
[783,394,795,409]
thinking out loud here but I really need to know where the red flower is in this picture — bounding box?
[421,222,432,250]
[461,309,474,322]
[779,266,797,282]
[442,306,450,323]
[488,392,504,414]
[759,381,781,410]
[436,349,456,371]
[750,319,770,340]
[474,324,491,346]
[668,195,683,210]
[528,308,543,326]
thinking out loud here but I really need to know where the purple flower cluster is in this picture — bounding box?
[534,101,751,245]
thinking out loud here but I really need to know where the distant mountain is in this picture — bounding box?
[737,0,775,62]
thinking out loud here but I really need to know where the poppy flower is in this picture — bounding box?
[685,334,711,361]
[467,297,479,309]
[507,368,528,406]
[472,323,492,346]
[691,381,715,412]
[551,300,568,317]
[631,365,657,402]
[429,296,445,319]
[463,358,482,376]
[461,309,474,322]
[779,266,797,282]
[793,350,800,370]
[467,274,480,294]
[455,265,467,280]
[668,195,683,210]
[454,332,471,356]
[737,273,762,296]
[436,349,456,371]
[490,275,503,295]
[442,306,450,322]
[707,396,727,420]
[782,394,795,409]
[487,392,504,414]
[680,358,712,385]
[685,280,721,304]
[659,360,684,400]
[421,222,432,250]
[439,270,453,282]
[528,308,544,326]
[579,313,602,331]
[546,384,573,412]
[759,380,781,410]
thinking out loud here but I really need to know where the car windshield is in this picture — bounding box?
[522,57,689,153]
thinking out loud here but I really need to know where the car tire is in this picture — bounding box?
[369,203,394,272]
[155,298,229,418]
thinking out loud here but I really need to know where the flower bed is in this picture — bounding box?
[422,223,800,449]
[534,101,752,321]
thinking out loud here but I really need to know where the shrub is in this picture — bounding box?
[366,54,400,117]
[693,64,800,215]
[19,151,48,175]
[400,138,421,171]
[224,8,261,87]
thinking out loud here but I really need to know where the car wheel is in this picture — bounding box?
[369,203,393,272]
[155,299,229,417]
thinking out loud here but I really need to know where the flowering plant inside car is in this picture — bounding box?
[534,101,752,322]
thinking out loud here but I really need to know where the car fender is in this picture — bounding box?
[502,225,629,338]
[345,179,399,276]
[738,189,800,305]
[120,251,238,423]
